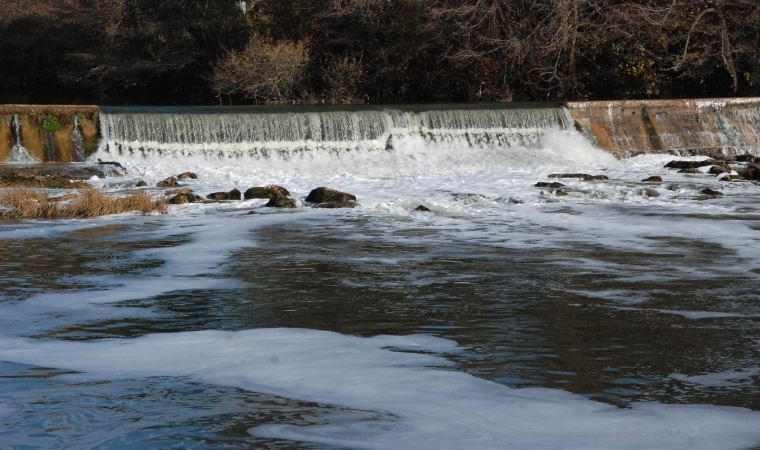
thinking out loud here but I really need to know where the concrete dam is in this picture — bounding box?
[1,98,759,162]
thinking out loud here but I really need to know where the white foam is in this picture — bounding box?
[670,368,760,387]
[0,329,758,450]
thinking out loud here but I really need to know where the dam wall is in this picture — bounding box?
[0,99,758,162]
[566,98,760,156]
[0,105,99,162]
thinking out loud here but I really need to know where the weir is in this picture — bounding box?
[1,99,759,162]
[98,106,571,158]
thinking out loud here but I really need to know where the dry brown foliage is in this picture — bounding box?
[213,36,309,102]
[0,188,167,219]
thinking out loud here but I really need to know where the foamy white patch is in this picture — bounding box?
[670,368,760,387]
[0,329,758,450]
[613,306,757,320]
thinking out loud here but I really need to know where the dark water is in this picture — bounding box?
[1,205,759,448]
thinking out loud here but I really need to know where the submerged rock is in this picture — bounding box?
[314,200,358,209]
[165,188,193,196]
[415,205,431,212]
[168,192,204,204]
[306,187,357,204]
[665,159,717,170]
[736,154,759,164]
[708,165,730,175]
[265,195,296,208]
[244,185,290,200]
[207,189,242,201]
[136,180,147,187]
[582,175,609,181]
[698,188,724,200]
[641,176,662,183]
[639,188,660,198]
[157,176,178,188]
[535,182,565,188]
[554,189,569,196]
[176,172,198,181]
[548,173,591,179]
[677,168,701,174]
[508,197,523,204]
[736,164,760,181]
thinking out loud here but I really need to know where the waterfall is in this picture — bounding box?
[98,107,572,159]
[71,115,86,161]
[9,114,34,162]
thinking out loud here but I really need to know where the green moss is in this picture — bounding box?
[41,115,61,133]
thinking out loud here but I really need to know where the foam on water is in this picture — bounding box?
[0,329,759,450]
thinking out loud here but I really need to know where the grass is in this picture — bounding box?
[0,187,167,219]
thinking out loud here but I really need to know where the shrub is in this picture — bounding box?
[41,115,61,132]
[213,36,309,102]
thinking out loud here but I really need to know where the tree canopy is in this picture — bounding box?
[1,0,758,104]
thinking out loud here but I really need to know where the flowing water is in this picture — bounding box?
[9,114,34,163]
[1,105,760,449]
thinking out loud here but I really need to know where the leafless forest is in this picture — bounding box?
[1,0,758,104]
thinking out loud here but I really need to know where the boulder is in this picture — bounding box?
[665,159,718,170]
[207,189,242,201]
[176,171,198,181]
[306,187,357,203]
[508,197,523,204]
[157,176,178,188]
[244,185,290,200]
[265,195,296,208]
[136,180,147,187]
[698,188,724,200]
[548,173,591,179]
[736,164,760,181]
[554,189,569,196]
[535,182,565,188]
[165,187,193,196]
[677,168,701,174]
[639,188,660,198]
[735,154,758,164]
[314,200,358,209]
[168,192,204,204]
[582,175,609,181]
[415,205,431,212]
[641,176,662,183]
[708,165,730,175]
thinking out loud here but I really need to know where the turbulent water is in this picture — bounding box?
[1,106,760,449]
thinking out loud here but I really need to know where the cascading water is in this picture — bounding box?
[9,114,34,162]
[97,106,572,160]
[71,115,86,161]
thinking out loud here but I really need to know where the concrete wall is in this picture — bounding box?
[566,98,760,156]
[0,105,99,162]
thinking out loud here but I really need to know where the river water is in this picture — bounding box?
[1,106,759,449]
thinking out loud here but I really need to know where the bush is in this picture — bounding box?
[213,36,309,102]
[41,115,61,132]
[322,57,363,103]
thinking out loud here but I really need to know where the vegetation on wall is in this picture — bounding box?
[1,0,758,105]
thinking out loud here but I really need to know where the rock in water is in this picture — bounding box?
[306,187,357,203]
[265,195,296,208]
[639,188,660,198]
[207,189,242,201]
[736,154,758,164]
[698,188,724,200]
[168,193,204,204]
[314,201,358,209]
[176,172,198,181]
[157,176,178,188]
[244,185,290,200]
[415,205,431,212]
[535,182,565,188]
[665,159,717,169]
[136,180,147,187]
[708,165,730,175]
[641,176,662,183]
[582,175,609,181]
[548,173,591,179]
